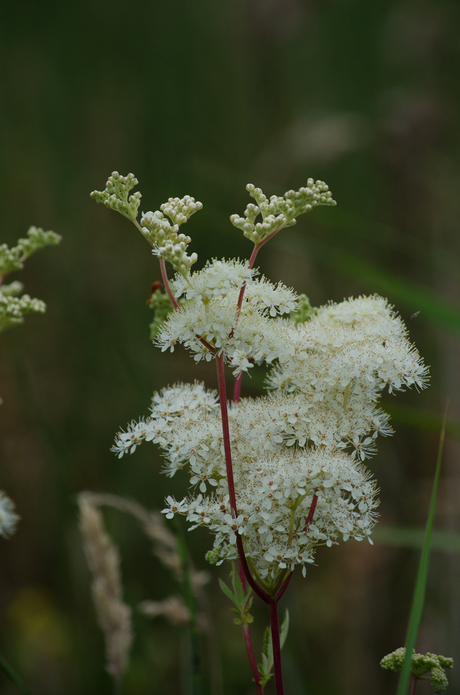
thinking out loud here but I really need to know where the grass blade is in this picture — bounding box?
[396,404,449,695]
[0,653,31,695]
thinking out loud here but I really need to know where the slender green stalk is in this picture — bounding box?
[397,403,448,695]
[0,653,31,695]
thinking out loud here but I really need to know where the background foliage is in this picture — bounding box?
[1,0,459,692]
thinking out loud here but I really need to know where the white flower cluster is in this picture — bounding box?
[114,382,378,578]
[157,260,297,373]
[113,278,427,578]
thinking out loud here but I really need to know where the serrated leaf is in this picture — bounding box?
[280,609,289,648]
[218,578,237,605]
[231,565,246,605]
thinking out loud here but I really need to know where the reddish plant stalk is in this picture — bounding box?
[215,355,238,515]
[233,372,243,403]
[238,565,264,693]
[304,489,318,530]
[236,536,270,603]
[268,599,285,695]
[276,571,294,602]
[242,622,264,695]
[410,677,418,695]
[159,258,180,310]
[134,217,179,311]
[235,221,287,317]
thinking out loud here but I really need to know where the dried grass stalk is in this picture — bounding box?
[78,494,133,686]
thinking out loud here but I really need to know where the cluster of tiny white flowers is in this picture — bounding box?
[114,283,427,577]
[0,491,20,538]
[156,262,297,373]
[171,259,255,302]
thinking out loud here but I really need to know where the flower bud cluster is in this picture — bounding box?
[140,204,200,277]
[90,172,142,222]
[0,227,61,279]
[230,181,336,245]
[0,226,61,335]
[380,648,453,693]
[0,293,46,332]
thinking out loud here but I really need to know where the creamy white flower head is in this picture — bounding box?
[112,383,219,460]
[162,447,378,578]
[171,259,256,302]
[268,296,428,398]
[156,290,295,373]
[0,491,20,538]
[150,382,219,419]
[316,295,408,342]
[112,289,426,579]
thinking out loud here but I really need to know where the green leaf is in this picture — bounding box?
[258,610,290,682]
[231,565,246,605]
[397,405,448,695]
[280,609,289,649]
[218,577,237,605]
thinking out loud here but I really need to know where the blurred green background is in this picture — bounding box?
[1,0,460,693]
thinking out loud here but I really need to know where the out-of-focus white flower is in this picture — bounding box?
[0,491,20,538]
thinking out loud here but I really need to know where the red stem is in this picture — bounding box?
[233,372,243,403]
[304,489,318,531]
[236,536,270,603]
[238,565,264,692]
[236,221,287,317]
[268,599,285,695]
[215,356,270,603]
[215,355,238,515]
[242,623,264,694]
[276,571,294,602]
[159,258,180,310]
[410,676,418,695]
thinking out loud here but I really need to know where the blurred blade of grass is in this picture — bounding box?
[275,227,460,334]
[313,208,460,280]
[373,527,460,553]
[327,251,460,333]
[0,653,30,695]
[382,402,460,439]
[397,405,448,695]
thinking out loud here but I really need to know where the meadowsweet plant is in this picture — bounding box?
[92,172,428,693]
[0,226,61,540]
